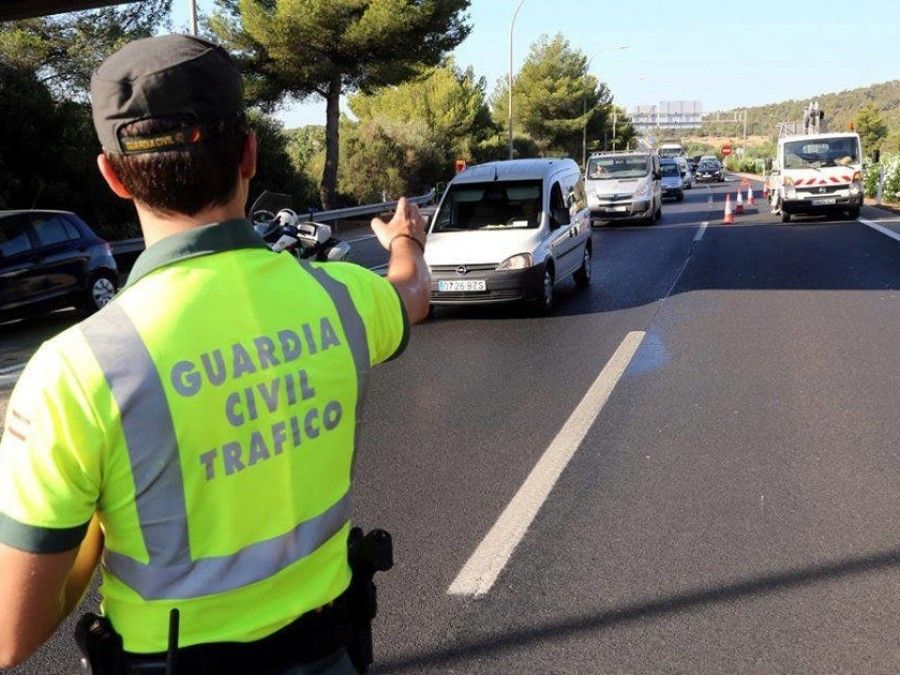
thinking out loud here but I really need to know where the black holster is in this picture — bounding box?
[346,528,393,674]
[75,613,125,675]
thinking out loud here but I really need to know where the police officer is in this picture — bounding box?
[0,34,429,672]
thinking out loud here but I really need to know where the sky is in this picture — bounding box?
[170,0,900,129]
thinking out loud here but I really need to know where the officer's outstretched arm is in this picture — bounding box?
[0,543,78,668]
[371,197,431,324]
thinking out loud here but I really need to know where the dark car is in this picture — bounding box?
[0,210,118,322]
[694,160,724,183]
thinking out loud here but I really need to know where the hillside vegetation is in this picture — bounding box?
[701,80,900,148]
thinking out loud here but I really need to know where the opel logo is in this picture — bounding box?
[456,266,468,275]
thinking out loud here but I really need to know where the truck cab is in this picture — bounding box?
[770,131,864,223]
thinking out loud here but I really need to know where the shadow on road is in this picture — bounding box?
[379,546,900,672]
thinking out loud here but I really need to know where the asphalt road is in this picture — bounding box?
[4,177,900,673]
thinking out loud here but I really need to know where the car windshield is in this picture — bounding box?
[432,180,542,232]
[783,137,860,169]
[660,163,680,178]
[698,161,720,170]
[658,148,682,158]
[587,156,648,180]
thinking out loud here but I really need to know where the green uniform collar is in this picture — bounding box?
[125,218,268,288]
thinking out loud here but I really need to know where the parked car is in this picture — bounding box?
[0,210,118,322]
[425,158,592,313]
[659,159,685,201]
[675,156,693,189]
[584,150,662,225]
[694,158,724,183]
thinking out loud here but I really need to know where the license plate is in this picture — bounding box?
[438,279,486,292]
[812,198,837,205]
[608,206,628,212]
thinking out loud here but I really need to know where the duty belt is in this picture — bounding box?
[78,591,353,675]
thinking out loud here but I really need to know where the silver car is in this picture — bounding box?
[659,160,685,202]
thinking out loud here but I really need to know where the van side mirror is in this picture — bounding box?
[653,171,662,180]
[872,149,881,164]
[551,208,571,227]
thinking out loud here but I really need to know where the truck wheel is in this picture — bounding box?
[847,206,861,220]
[781,211,791,223]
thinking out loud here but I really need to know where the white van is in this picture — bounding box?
[584,151,662,224]
[425,158,592,313]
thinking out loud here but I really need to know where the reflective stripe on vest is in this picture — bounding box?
[80,267,370,600]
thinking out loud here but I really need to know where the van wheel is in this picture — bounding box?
[534,266,555,315]
[847,206,861,220]
[574,247,591,288]
[81,271,117,315]
[781,211,792,223]
[654,201,662,221]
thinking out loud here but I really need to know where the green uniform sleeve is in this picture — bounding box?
[0,344,101,553]
[315,262,410,366]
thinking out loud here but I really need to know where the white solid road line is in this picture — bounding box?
[858,218,900,243]
[694,221,709,242]
[447,331,646,597]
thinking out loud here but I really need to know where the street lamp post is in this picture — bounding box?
[508,0,526,160]
[188,0,198,36]
[582,46,628,167]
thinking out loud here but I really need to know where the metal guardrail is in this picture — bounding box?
[111,238,145,255]
[295,188,436,223]
[109,189,437,255]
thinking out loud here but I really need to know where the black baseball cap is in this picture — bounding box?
[90,34,244,155]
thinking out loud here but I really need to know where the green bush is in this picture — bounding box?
[864,155,900,200]
[724,156,764,174]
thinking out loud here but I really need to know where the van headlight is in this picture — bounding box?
[496,253,533,271]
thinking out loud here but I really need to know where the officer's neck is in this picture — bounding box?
[137,201,246,248]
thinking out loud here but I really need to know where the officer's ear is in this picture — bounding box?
[240,131,257,182]
[97,154,133,200]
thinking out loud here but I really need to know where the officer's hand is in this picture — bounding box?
[371,197,426,253]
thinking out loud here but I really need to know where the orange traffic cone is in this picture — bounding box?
[723,194,735,224]
[747,185,755,206]
[735,190,744,214]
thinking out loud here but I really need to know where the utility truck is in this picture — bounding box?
[657,140,684,158]
[769,102,863,223]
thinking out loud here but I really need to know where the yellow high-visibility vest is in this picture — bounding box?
[0,219,407,652]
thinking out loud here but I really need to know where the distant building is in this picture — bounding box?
[630,101,703,131]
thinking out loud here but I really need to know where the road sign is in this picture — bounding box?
[455,160,467,174]
[722,145,733,157]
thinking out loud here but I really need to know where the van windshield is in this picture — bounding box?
[432,181,542,232]
[783,137,860,169]
[586,156,648,180]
